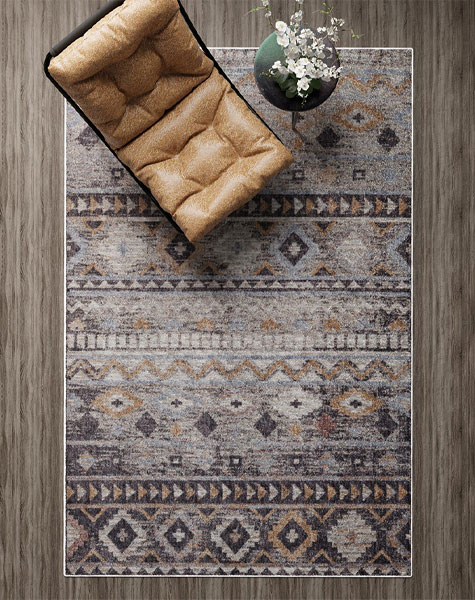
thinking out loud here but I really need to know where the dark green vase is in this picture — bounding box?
[253,31,340,112]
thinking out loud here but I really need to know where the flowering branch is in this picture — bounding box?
[261,0,274,26]
[254,0,354,104]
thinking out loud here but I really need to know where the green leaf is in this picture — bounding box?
[274,72,288,85]
[285,88,298,98]
[350,28,363,39]
[281,77,296,90]
[312,79,322,90]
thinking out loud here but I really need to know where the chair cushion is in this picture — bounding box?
[48,0,214,149]
[47,0,293,241]
[117,68,293,241]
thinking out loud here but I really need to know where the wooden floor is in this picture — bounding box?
[1,0,474,598]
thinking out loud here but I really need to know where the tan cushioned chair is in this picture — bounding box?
[45,0,293,242]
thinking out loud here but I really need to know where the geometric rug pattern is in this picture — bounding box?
[65,48,412,576]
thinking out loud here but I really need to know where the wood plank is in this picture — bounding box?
[0,0,473,598]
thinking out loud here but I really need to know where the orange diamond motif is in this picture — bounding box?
[331,389,382,418]
[332,101,384,132]
[93,388,142,417]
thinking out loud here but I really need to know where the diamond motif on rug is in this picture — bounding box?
[279,232,309,265]
[317,126,340,148]
[397,234,411,265]
[331,389,382,418]
[108,518,137,552]
[269,512,318,559]
[77,125,98,150]
[377,127,400,151]
[376,408,398,439]
[135,412,158,437]
[277,518,308,553]
[327,513,377,563]
[220,519,250,554]
[66,232,81,259]
[195,412,217,437]
[255,412,277,437]
[165,234,195,264]
[93,388,142,417]
[332,101,384,132]
[164,518,194,551]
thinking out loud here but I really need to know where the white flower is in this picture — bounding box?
[260,0,271,17]
[285,45,300,59]
[294,65,306,78]
[305,45,316,57]
[286,33,297,48]
[297,77,310,91]
[297,57,310,66]
[276,34,290,48]
[286,59,297,72]
[272,61,289,75]
[306,64,317,78]
[275,20,288,33]
[298,28,312,39]
[308,45,324,59]
[326,25,339,42]
[321,67,335,82]
[290,10,303,25]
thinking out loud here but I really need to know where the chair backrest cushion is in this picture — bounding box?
[48,0,214,149]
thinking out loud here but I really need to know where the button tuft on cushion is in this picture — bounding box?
[105,40,162,98]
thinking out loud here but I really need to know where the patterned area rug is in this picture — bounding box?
[65,48,412,576]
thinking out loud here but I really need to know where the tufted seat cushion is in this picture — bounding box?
[47,0,293,242]
[117,69,293,241]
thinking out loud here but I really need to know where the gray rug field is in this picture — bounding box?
[65,48,412,576]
